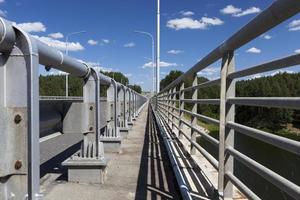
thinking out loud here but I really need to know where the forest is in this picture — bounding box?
[160,70,300,137]
[39,70,142,97]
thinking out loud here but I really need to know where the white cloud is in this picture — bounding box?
[289,26,300,31]
[88,39,98,45]
[234,7,261,17]
[197,67,220,79]
[143,61,178,68]
[246,47,261,54]
[0,9,7,17]
[167,18,205,30]
[47,70,67,76]
[250,74,262,79]
[48,32,64,39]
[180,11,194,16]
[288,19,300,31]
[271,70,294,76]
[220,5,241,15]
[167,49,184,54]
[294,49,300,54]
[124,42,135,48]
[167,16,223,30]
[124,73,132,77]
[201,17,224,26]
[33,35,84,52]
[81,61,114,72]
[263,34,272,40]
[0,0,5,3]
[102,39,110,44]
[221,5,261,17]
[14,22,46,33]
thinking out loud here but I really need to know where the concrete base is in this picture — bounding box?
[62,154,108,184]
[100,137,122,153]
[119,127,129,139]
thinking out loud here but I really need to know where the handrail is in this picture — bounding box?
[0,16,148,200]
[153,0,300,199]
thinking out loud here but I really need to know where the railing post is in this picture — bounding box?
[62,68,107,184]
[0,24,41,199]
[191,74,198,155]
[105,80,119,137]
[168,89,172,126]
[126,89,132,124]
[218,51,235,198]
[178,82,185,139]
[122,87,127,127]
[172,87,177,132]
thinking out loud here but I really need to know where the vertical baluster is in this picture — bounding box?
[179,82,185,139]
[191,74,198,155]
[168,89,172,125]
[218,51,235,198]
[172,87,177,132]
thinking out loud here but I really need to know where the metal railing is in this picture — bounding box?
[153,0,300,199]
[0,17,147,199]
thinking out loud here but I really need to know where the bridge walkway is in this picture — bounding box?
[42,104,180,200]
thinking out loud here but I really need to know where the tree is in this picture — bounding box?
[100,71,129,85]
[160,70,183,90]
[128,84,142,94]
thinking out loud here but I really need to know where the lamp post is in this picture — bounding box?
[157,0,160,94]
[134,30,155,96]
[65,30,86,97]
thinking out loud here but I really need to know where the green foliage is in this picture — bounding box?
[128,84,142,94]
[40,70,142,97]
[160,70,300,134]
[101,71,129,86]
[39,75,83,96]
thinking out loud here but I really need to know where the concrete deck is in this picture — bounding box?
[41,104,180,200]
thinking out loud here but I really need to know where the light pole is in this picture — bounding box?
[65,30,86,97]
[157,0,160,94]
[134,30,155,96]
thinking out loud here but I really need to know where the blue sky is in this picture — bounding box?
[1,0,300,91]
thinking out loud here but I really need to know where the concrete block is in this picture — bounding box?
[62,154,108,184]
[100,137,122,153]
[119,127,129,139]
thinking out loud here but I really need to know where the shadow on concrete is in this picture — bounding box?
[160,115,219,200]
[135,106,181,200]
[40,141,81,179]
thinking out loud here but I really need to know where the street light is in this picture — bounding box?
[65,30,86,97]
[134,30,155,96]
[157,0,160,94]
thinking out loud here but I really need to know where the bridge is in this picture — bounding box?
[1,0,300,199]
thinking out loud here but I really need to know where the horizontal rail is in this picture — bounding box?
[225,172,260,200]
[159,105,219,149]
[227,146,300,200]
[227,121,300,156]
[163,113,219,170]
[181,99,220,105]
[181,79,220,92]
[228,53,300,80]
[181,109,219,125]
[227,97,300,110]
[39,96,84,101]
